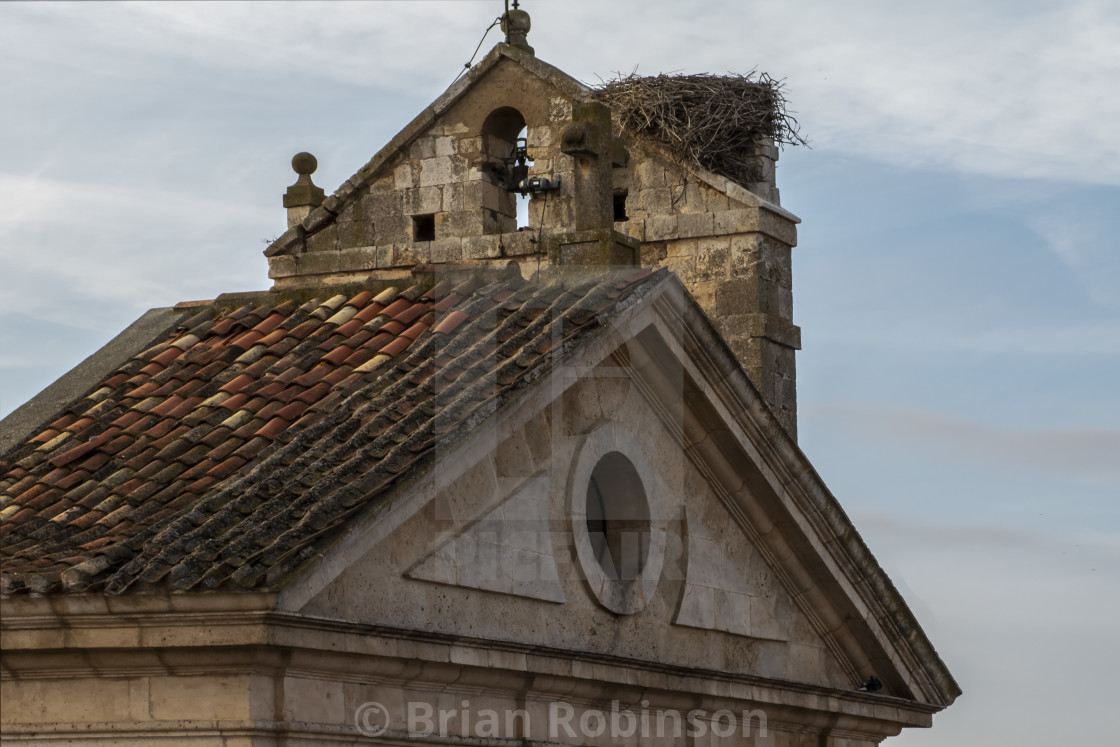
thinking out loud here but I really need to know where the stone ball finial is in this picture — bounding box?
[284,152,325,227]
[292,152,318,176]
[502,8,533,54]
[502,9,530,35]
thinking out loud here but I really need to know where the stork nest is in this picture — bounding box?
[593,72,807,186]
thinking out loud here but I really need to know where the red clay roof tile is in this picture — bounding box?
[275,401,309,422]
[320,368,354,387]
[111,411,145,429]
[149,396,185,417]
[206,455,247,479]
[219,392,251,412]
[378,320,407,337]
[30,428,60,444]
[255,417,288,440]
[400,321,429,341]
[293,365,330,388]
[252,312,287,336]
[432,310,470,335]
[231,329,264,349]
[346,290,374,308]
[341,348,376,368]
[2,269,669,595]
[47,413,79,431]
[378,298,412,319]
[289,383,328,406]
[49,435,112,469]
[392,303,428,326]
[151,347,182,367]
[335,318,365,338]
[352,303,385,324]
[378,336,412,358]
[219,374,254,395]
[258,328,289,348]
[288,320,320,339]
[321,345,354,366]
[165,397,203,421]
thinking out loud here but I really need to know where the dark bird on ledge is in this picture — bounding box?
[857,676,884,693]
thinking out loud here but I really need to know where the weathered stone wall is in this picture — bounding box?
[613,145,800,436]
[0,337,932,747]
[300,365,840,688]
[268,56,799,436]
[269,58,582,287]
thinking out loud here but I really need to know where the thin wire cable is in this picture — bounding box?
[451,16,503,86]
[534,191,548,280]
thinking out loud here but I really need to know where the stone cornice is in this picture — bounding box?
[2,605,937,739]
[635,279,959,708]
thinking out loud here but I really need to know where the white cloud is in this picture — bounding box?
[0,173,271,327]
[5,0,1117,185]
[1030,211,1120,311]
[0,1,492,94]
[545,0,1120,185]
[741,0,1120,184]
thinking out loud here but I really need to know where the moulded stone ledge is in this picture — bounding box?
[267,255,298,279]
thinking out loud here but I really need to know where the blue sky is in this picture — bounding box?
[1,2,1118,744]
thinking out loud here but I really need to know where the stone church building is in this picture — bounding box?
[1,8,958,745]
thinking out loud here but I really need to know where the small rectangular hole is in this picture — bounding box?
[613,191,629,222]
[413,214,435,242]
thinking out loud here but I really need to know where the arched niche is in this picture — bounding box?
[479,106,527,234]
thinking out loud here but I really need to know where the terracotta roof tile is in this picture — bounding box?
[179,459,217,481]
[219,373,255,395]
[151,347,183,367]
[400,321,430,341]
[352,303,386,324]
[321,345,354,366]
[378,320,407,337]
[220,392,251,412]
[346,290,374,308]
[378,336,412,358]
[30,428,60,444]
[341,348,376,368]
[1,269,669,595]
[431,309,471,335]
[206,455,247,479]
[231,329,264,349]
[334,318,365,338]
[49,435,112,469]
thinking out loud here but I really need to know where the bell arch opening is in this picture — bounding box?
[480,107,527,235]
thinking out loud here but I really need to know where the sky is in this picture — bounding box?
[1,1,1118,744]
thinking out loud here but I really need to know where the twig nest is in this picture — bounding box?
[593,73,806,186]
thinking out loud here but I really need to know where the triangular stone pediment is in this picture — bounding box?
[281,277,958,709]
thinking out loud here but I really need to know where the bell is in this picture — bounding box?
[510,161,530,190]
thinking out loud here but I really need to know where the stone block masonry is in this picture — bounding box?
[266,59,800,437]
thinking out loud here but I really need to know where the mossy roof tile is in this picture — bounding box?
[1,270,668,595]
